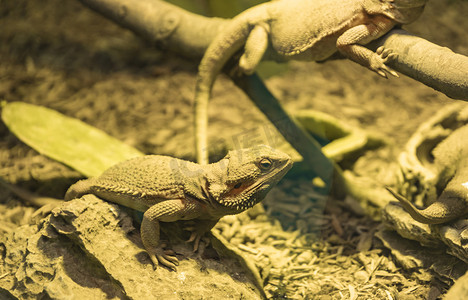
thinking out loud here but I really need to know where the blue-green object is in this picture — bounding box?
[295,110,370,162]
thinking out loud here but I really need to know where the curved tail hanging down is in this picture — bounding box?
[194,19,252,165]
[386,187,467,224]
[0,177,63,207]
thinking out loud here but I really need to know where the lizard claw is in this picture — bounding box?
[185,227,210,252]
[371,46,399,78]
[147,243,179,271]
[184,220,217,252]
[156,253,179,271]
[187,230,203,252]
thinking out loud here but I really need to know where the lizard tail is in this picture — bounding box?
[64,179,94,201]
[0,176,63,207]
[194,16,252,165]
[386,187,467,224]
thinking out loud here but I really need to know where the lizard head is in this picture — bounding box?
[207,145,292,213]
[378,0,427,24]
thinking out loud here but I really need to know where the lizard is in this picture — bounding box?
[194,0,428,164]
[387,125,468,224]
[1,145,292,270]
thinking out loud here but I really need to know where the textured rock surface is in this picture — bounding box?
[382,203,442,247]
[382,104,468,273]
[375,229,467,284]
[438,220,468,265]
[383,203,468,267]
[445,270,468,300]
[0,195,261,299]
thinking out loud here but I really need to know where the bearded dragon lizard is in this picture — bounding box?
[195,0,427,164]
[387,125,468,224]
[1,145,292,270]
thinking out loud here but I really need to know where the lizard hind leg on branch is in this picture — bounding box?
[238,24,269,75]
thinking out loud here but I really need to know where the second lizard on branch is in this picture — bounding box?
[194,0,427,164]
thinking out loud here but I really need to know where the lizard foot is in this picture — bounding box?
[184,226,210,252]
[187,230,204,252]
[370,46,399,78]
[147,243,179,271]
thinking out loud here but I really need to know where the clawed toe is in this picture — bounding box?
[164,248,176,256]
[371,48,399,78]
[186,230,196,243]
[183,221,216,252]
[387,53,398,60]
[377,70,387,78]
[148,246,179,271]
[373,46,399,78]
[186,231,202,252]
[157,253,179,271]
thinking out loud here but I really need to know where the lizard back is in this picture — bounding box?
[268,0,367,59]
[65,155,205,211]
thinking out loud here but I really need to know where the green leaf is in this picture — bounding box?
[1,101,144,178]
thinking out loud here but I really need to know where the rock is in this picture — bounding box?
[383,103,468,268]
[444,270,468,300]
[382,205,468,281]
[0,195,262,299]
[382,203,442,247]
[438,219,468,264]
[375,229,467,283]
[376,229,440,271]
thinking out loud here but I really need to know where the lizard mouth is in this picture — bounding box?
[220,162,292,211]
[389,0,427,9]
[383,4,426,24]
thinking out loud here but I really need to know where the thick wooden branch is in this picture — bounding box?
[78,0,228,58]
[375,30,468,100]
[79,0,468,101]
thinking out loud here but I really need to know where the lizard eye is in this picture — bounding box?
[258,158,272,170]
[234,182,242,189]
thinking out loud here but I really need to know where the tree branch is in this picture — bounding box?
[78,0,340,185]
[78,0,227,58]
[76,0,467,198]
[79,0,468,101]
[375,29,468,100]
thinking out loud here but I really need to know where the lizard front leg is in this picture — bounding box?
[141,198,204,270]
[336,17,398,78]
